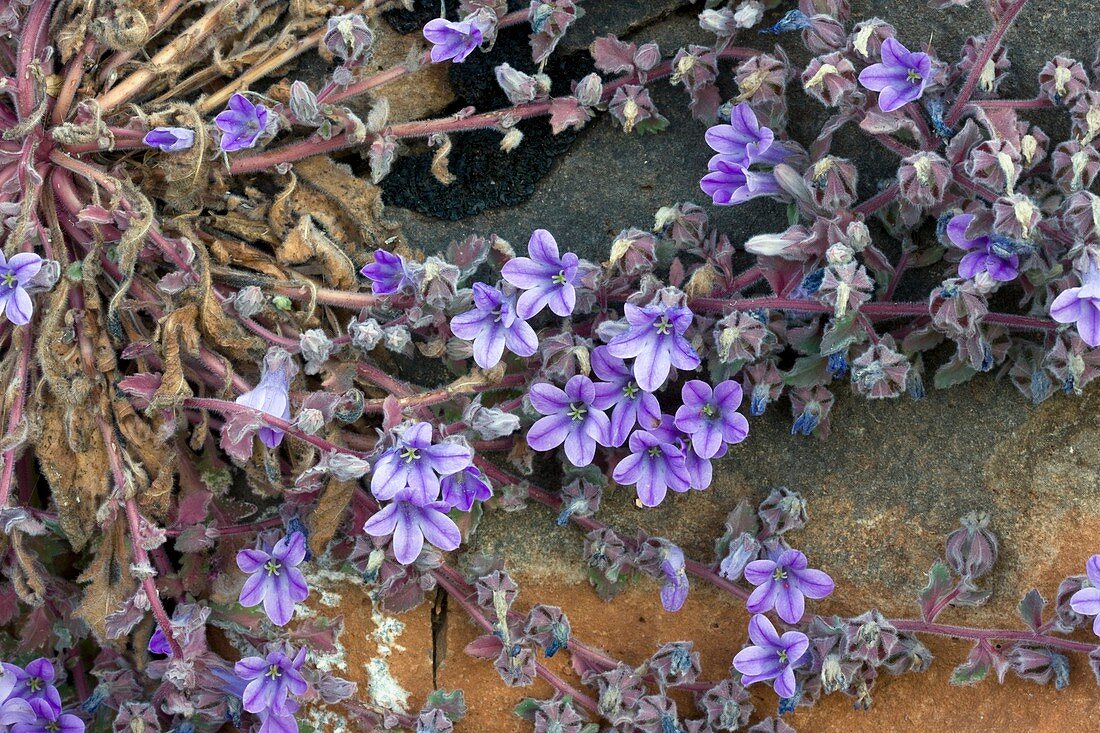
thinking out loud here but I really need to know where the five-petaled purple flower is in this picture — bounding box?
[9,699,83,733]
[591,346,661,447]
[946,213,1019,282]
[607,303,700,392]
[361,249,411,296]
[612,428,692,507]
[1050,261,1100,347]
[235,647,308,716]
[660,545,689,612]
[744,549,834,624]
[527,375,612,467]
[732,614,810,699]
[422,12,493,63]
[215,93,270,152]
[450,283,538,369]
[858,37,933,113]
[371,421,472,504]
[704,103,795,168]
[700,159,783,206]
[650,414,718,492]
[237,531,310,627]
[1069,554,1100,637]
[235,349,293,449]
[142,127,195,152]
[0,251,42,326]
[257,701,299,733]
[363,487,462,564]
[502,230,581,319]
[0,660,60,718]
[673,380,749,459]
[440,466,493,512]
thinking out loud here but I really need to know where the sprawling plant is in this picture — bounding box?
[0,0,1098,731]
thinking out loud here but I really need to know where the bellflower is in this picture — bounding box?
[732,614,810,699]
[142,127,195,152]
[0,251,42,326]
[0,697,34,732]
[501,229,581,319]
[858,37,932,113]
[440,466,492,512]
[1,660,61,713]
[360,249,411,295]
[370,422,472,504]
[215,93,270,152]
[527,375,612,467]
[1069,554,1100,636]
[363,488,461,565]
[612,429,692,507]
[700,159,783,206]
[9,699,83,733]
[235,348,293,449]
[258,701,299,733]
[450,283,538,369]
[649,413,718,492]
[590,346,661,447]
[660,546,689,612]
[673,380,750,459]
[1050,262,1100,346]
[235,648,308,716]
[237,531,310,627]
[148,628,171,655]
[704,102,794,167]
[606,303,700,392]
[744,549,835,624]
[946,214,1018,282]
[422,12,493,63]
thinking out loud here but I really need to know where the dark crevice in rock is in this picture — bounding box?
[430,585,449,689]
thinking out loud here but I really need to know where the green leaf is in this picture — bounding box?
[950,656,989,686]
[820,313,866,356]
[783,356,830,388]
[933,357,977,389]
[426,689,467,721]
[513,698,541,721]
[635,116,670,135]
[786,202,799,228]
[917,562,954,621]
[1017,589,1045,632]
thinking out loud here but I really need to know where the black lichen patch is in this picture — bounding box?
[376,3,593,220]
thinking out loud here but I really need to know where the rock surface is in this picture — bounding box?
[351,2,1100,731]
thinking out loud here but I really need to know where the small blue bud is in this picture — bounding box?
[926,98,955,139]
[1062,376,1075,394]
[1029,368,1052,404]
[801,268,826,295]
[750,386,771,417]
[791,411,818,436]
[935,211,954,239]
[80,685,109,714]
[979,342,994,372]
[778,695,798,715]
[827,352,848,378]
[760,9,812,35]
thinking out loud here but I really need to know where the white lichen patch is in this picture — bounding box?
[366,657,410,713]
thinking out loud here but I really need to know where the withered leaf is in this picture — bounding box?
[76,521,136,641]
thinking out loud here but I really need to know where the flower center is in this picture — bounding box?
[701,403,716,418]
[653,316,672,335]
[906,68,923,84]
[28,677,42,692]
[2,273,15,288]
[567,402,587,421]
[46,723,59,733]
[264,559,282,576]
[265,664,282,680]
[400,446,420,463]
[622,382,639,400]
[552,270,567,285]
[777,649,788,664]
[647,446,662,457]
[772,567,788,581]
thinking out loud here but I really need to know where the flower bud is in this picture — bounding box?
[1051,140,1100,194]
[801,52,856,107]
[898,151,950,208]
[790,385,834,437]
[699,8,736,37]
[732,1,764,29]
[1039,56,1089,106]
[825,242,854,265]
[348,317,383,351]
[804,15,846,54]
[296,408,325,435]
[383,325,412,355]
[232,285,265,318]
[495,63,548,105]
[289,80,321,125]
[806,156,858,212]
[299,328,334,374]
[945,511,998,579]
[573,73,603,107]
[758,486,808,535]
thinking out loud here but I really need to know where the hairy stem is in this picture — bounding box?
[944,0,1030,127]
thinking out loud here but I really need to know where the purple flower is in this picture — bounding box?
[704,103,794,168]
[257,701,299,733]
[215,93,270,152]
[450,283,538,369]
[234,648,308,716]
[946,214,1018,282]
[501,229,581,319]
[612,429,692,507]
[370,422,472,504]
[673,380,749,459]
[700,159,783,206]
[147,627,171,656]
[142,127,195,152]
[422,12,493,63]
[1,660,60,713]
[237,531,310,627]
[857,37,932,113]
[590,346,661,447]
[1069,554,1100,637]
[660,546,689,612]
[527,375,612,467]
[363,488,461,564]
[360,249,412,296]
[0,697,34,732]
[606,303,700,392]
[1050,262,1100,347]
[745,549,834,624]
[235,349,293,449]
[10,699,82,733]
[440,466,492,512]
[732,614,809,699]
[0,251,42,326]
[649,413,719,492]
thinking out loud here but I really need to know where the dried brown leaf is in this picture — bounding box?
[308,478,356,557]
[76,521,135,640]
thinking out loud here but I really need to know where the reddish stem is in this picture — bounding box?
[944,0,1030,127]
[0,326,32,509]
